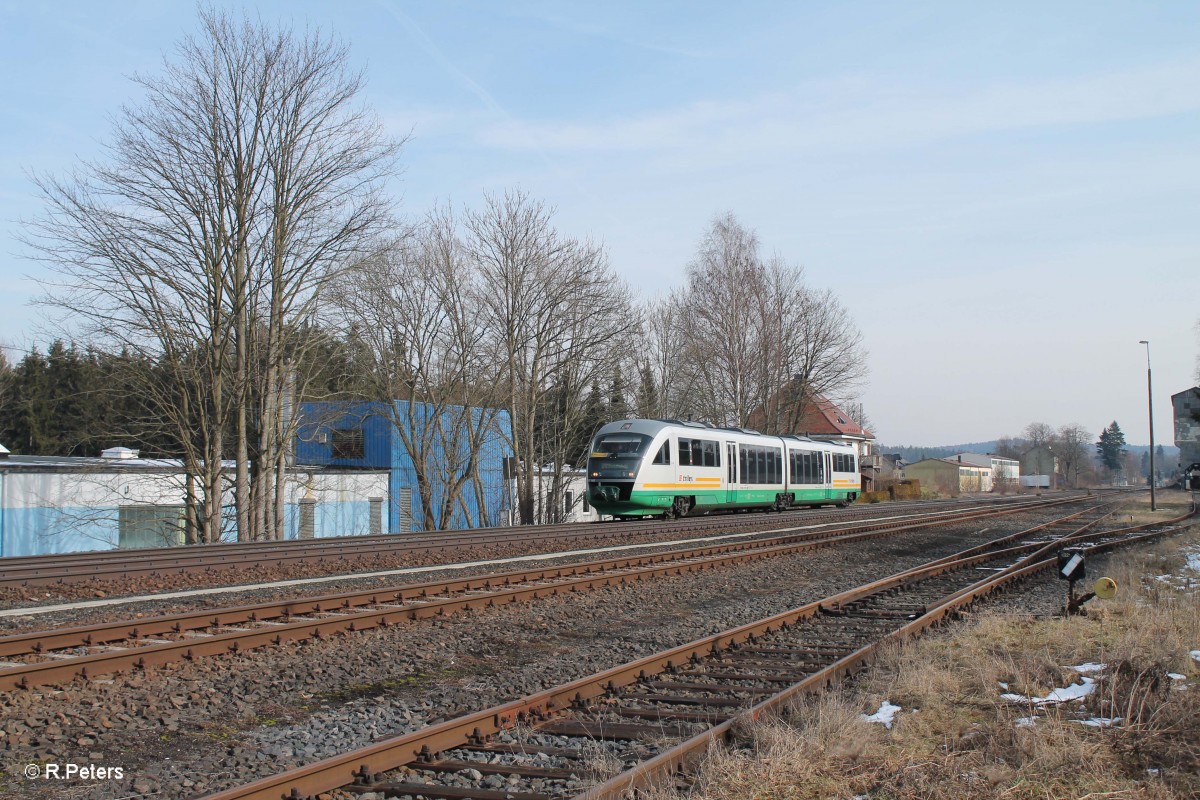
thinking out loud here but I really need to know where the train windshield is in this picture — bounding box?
[588,432,652,479]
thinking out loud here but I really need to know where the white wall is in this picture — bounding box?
[0,466,389,556]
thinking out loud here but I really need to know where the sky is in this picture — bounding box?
[1,1,1197,447]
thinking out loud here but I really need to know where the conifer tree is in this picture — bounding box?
[1096,421,1127,472]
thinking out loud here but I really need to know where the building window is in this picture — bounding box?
[565,490,574,516]
[119,505,185,549]
[331,428,365,460]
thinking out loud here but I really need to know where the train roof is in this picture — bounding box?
[592,419,857,450]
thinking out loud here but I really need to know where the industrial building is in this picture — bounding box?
[295,401,513,533]
[1173,387,1200,470]
[903,457,991,497]
[947,453,1020,492]
[0,444,387,557]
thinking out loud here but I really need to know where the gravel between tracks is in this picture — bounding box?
[0,505,1127,799]
[0,501,1035,636]
[0,497,1030,612]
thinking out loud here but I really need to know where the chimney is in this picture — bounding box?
[957,455,962,462]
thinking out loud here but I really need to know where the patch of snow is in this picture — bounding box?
[1074,716,1122,727]
[998,681,1009,690]
[1015,716,1038,728]
[1190,650,1200,664]
[1069,662,1107,674]
[1002,677,1096,706]
[1168,673,1187,680]
[1147,768,1161,776]
[863,700,902,729]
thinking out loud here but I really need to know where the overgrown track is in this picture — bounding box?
[0,496,1044,590]
[0,496,1082,692]
[197,503,1192,800]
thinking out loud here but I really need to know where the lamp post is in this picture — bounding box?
[1139,340,1155,511]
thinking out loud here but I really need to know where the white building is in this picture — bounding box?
[0,446,388,557]
[948,453,1020,492]
[509,466,601,525]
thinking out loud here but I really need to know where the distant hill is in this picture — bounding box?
[879,442,998,462]
[880,441,1179,462]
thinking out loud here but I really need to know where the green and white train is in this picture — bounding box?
[587,419,861,519]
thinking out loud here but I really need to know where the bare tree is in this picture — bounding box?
[1055,423,1092,488]
[841,400,873,435]
[331,208,506,530]
[0,350,11,437]
[671,213,866,431]
[994,435,1024,459]
[26,8,400,542]
[637,293,692,419]
[1023,422,1055,450]
[465,190,635,524]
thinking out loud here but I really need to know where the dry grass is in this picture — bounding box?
[658,508,1200,800]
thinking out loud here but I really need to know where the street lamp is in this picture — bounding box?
[1139,340,1155,511]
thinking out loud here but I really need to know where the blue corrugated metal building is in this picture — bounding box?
[295,401,513,532]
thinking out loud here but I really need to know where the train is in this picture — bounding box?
[586,418,861,519]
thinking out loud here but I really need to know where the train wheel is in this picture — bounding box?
[670,496,691,518]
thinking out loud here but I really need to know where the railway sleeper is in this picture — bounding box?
[420,760,581,781]
[348,781,554,800]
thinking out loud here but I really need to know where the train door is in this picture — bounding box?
[825,452,834,501]
[726,442,737,504]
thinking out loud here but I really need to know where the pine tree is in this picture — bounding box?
[609,365,630,420]
[1096,421,1127,472]
[635,362,659,419]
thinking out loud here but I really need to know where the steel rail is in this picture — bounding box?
[194,503,1178,800]
[578,510,1196,800]
[0,498,1086,691]
[0,496,1051,588]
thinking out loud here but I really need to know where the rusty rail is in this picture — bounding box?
[194,501,1181,800]
[0,496,1049,588]
[0,497,1083,692]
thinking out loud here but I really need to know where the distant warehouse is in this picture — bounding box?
[903,456,992,497]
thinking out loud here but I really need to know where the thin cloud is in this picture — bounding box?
[478,58,1200,156]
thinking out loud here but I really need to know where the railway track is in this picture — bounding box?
[0,495,1055,589]
[196,503,1192,800]
[0,496,1089,692]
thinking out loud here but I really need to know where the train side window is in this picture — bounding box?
[678,439,691,466]
[653,441,670,465]
[702,440,717,467]
[739,448,747,483]
[756,449,766,484]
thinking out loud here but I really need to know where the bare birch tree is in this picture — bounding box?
[465,190,635,524]
[25,8,400,542]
